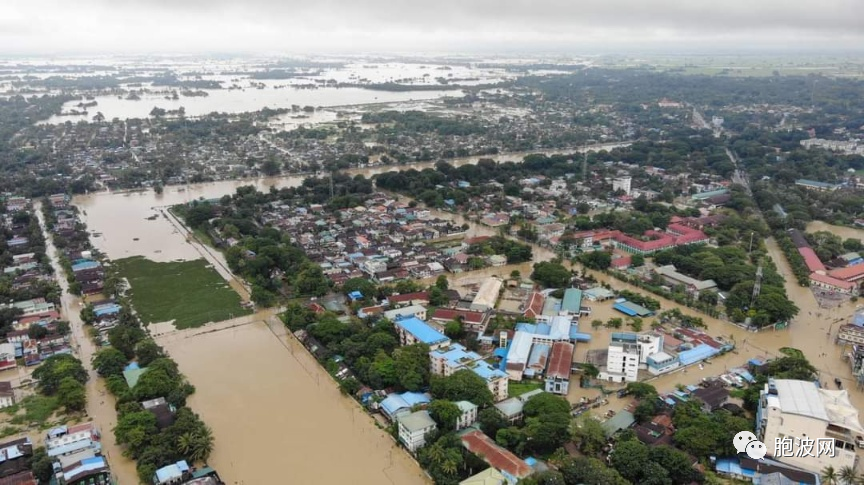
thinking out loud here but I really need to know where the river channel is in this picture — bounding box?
[71,144,864,483]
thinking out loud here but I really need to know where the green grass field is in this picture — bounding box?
[115,256,252,329]
[508,380,543,398]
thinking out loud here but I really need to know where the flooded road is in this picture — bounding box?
[35,203,139,484]
[156,317,429,485]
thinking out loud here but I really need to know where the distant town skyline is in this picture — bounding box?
[3,0,864,55]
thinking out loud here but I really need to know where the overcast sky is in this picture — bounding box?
[3,0,864,56]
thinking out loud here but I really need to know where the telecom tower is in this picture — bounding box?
[751,264,763,306]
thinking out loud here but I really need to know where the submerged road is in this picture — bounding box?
[35,202,138,484]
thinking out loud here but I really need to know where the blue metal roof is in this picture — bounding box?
[613,302,638,316]
[155,460,190,483]
[613,301,654,317]
[515,322,552,336]
[678,343,719,366]
[63,456,107,482]
[395,317,450,346]
[570,331,592,342]
[71,261,100,272]
[380,392,431,418]
[472,361,507,382]
[94,304,121,317]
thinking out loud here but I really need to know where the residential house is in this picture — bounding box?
[493,389,544,424]
[379,392,432,421]
[430,308,489,332]
[460,430,534,483]
[0,437,32,478]
[455,401,478,430]
[398,411,437,453]
[691,385,730,413]
[0,343,16,371]
[459,468,507,485]
[388,291,430,308]
[384,305,428,322]
[0,382,14,409]
[544,342,574,395]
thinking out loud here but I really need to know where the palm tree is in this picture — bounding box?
[823,465,838,485]
[839,465,858,485]
[178,426,215,464]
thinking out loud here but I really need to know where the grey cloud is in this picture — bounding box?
[4,0,864,54]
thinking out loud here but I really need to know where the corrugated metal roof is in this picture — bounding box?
[677,343,719,366]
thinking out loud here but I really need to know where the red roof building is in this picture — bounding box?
[810,272,856,293]
[797,247,826,273]
[460,430,533,480]
[546,342,574,380]
[828,264,864,283]
[523,292,545,319]
[610,256,632,269]
[430,308,488,331]
[388,291,430,307]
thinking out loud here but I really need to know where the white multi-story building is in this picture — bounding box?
[757,379,864,474]
[398,410,437,453]
[612,176,632,196]
[635,334,663,366]
[599,334,640,383]
[598,333,663,382]
[455,401,478,430]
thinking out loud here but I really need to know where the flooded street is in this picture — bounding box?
[34,203,139,484]
[155,317,429,485]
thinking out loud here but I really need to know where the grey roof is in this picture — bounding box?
[775,379,829,421]
[494,398,524,418]
[602,410,636,437]
[456,401,478,413]
[398,410,437,432]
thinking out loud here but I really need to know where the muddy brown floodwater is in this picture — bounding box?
[156,318,429,485]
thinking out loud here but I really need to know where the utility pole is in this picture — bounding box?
[329,170,335,201]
